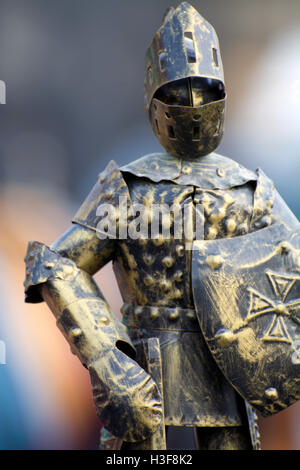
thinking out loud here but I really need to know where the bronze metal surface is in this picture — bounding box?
[23,2,300,450]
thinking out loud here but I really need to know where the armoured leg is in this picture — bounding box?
[194,426,252,450]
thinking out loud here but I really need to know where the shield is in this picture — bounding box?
[192,222,300,416]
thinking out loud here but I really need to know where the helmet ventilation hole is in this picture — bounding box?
[212,48,219,67]
[184,32,196,63]
[155,119,160,135]
[159,51,168,71]
[193,127,200,141]
[168,125,176,139]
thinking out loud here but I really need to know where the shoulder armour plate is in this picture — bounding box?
[73,160,132,236]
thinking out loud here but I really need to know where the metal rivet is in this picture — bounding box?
[161,279,172,292]
[174,270,183,282]
[150,162,159,170]
[153,237,165,246]
[162,256,174,268]
[207,227,218,240]
[173,289,183,299]
[226,218,237,233]
[138,237,147,246]
[260,215,272,227]
[182,165,191,175]
[206,255,224,270]
[215,328,235,347]
[169,310,179,321]
[216,168,225,177]
[150,309,159,320]
[238,223,248,235]
[186,311,197,320]
[143,254,155,266]
[264,387,278,401]
[176,245,185,257]
[144,275,154,287]
[134,306,143,317]
[44,262,55,270]
[63,265,74,276]
[103,191,113,201]
[122,304,130,315]
[278,241,291,255]
[99,316,110,325]
[69,327,82,340]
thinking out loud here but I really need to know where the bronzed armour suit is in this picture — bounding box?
[24,3,300,450]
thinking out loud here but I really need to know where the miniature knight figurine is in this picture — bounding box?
[24,3,300,450]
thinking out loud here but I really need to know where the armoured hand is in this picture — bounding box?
[89,349,162,442]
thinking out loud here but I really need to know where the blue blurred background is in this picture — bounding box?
[0,0,299,450]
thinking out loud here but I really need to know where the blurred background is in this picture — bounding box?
[0,0,299,450]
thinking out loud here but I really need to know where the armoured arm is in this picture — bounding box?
[24,163,163,442]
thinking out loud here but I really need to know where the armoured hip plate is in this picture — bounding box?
[122,304,245,428]
[192,222,300,416]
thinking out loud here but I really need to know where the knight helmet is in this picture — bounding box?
[144,2,226,158]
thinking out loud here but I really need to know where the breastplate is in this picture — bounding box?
[113,174,255,308]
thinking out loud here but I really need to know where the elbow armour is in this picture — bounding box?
[24,241,136,366]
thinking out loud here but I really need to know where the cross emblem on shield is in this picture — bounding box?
[246,271,300,344]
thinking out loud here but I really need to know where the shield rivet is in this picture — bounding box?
[206,255,224,270]
[278,241,292,255]
[215,328,235,347]
[264,387,278,401]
